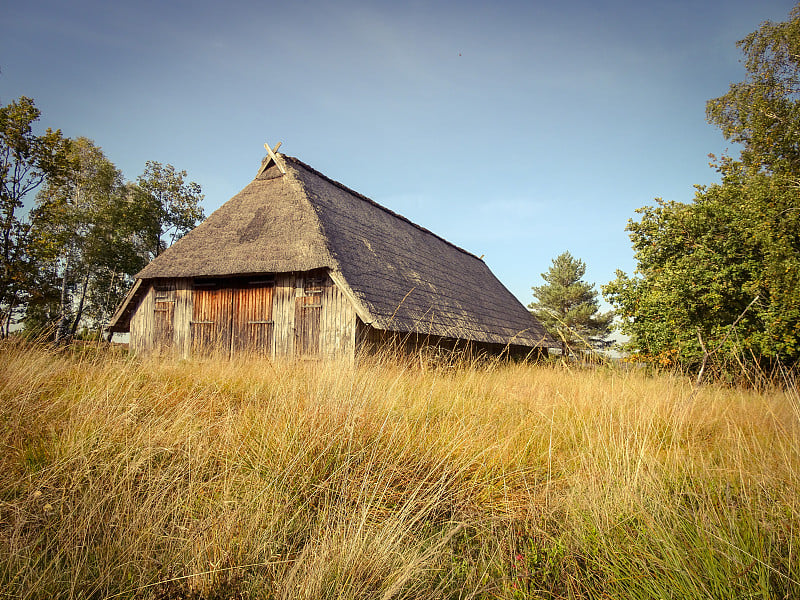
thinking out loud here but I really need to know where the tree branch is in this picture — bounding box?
[688,295,760,400]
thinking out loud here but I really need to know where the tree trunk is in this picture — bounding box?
[70,270,90,338]
[56,255,71,344]
[1,247,13,338]
[98,269,117,337]
[1,296,14,338]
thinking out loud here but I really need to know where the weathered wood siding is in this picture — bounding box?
[191,286,233,357]
[128,270,356,360]
[190,280,276,357]
[295,272,323,357]
[174,279,193,357]
[272,273,297,357]
[274,269,356,359]
[232,283,275,356]
[152,281,175,352]
[319,271,357,359]
[128,278,191,356]
[129,284,155,354]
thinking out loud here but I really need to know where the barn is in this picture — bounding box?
[107,146,555,360]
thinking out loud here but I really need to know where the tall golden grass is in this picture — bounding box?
[1,342,798,599]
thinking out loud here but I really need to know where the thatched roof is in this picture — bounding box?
[110,152,554,348]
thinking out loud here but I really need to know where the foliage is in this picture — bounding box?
[604,4,800,375]
[529,251,613,355]
[0,96,71,336]
[136,160,204,257]
[0,96,206,339]
[605,168,800,372]
[28,138,154,339]
[706,3,800,176]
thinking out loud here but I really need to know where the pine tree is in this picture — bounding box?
[529,252,613,356]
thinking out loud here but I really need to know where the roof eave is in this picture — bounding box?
[327,269,375,325]
[106,279,143,333]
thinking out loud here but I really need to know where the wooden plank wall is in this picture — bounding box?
[295,283,322,356]
[191,286,234,357]
[319,271,356,359]
[128,270,356,360]
[174,279,192,357]
[272,270,356,360]
[129,284,154,354]
[232,284,274,356]
[152,282,175,352]
[273,272,297,357]
[128,278,191,356]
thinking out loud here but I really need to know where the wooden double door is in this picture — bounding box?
[191,281,274,357]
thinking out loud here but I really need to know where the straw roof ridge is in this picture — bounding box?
[283,155,482,262]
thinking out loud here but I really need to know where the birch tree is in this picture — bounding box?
[136,161,204,258]
[0,96,70,336]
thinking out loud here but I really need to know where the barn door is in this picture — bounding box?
[153,282,176,352]
[191,284,233,357]
[232,281,274,356]
[191,279,275,358]
[295,273,323,357]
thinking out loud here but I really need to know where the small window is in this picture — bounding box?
[304,276,324,295]
[154,281,176,302]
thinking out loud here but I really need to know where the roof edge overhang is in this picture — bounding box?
[327,269,375,325]
[361,319,558,350]
[106,279,143,333]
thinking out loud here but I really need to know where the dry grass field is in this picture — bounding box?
[1,342,798,599]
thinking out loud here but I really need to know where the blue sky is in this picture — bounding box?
[1,0,797,308]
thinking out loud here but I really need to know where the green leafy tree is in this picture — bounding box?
[604,4,800,375]
[136,161,204,257]
[29,138,123,339]
[706,4,800,177]
[529,251,613,356]
[604,167,799,371]
[80,181,162,335]
[29,139,153,339]
[0,96,71,336]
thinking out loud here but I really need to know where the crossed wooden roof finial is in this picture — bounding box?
[258,141,285,176]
